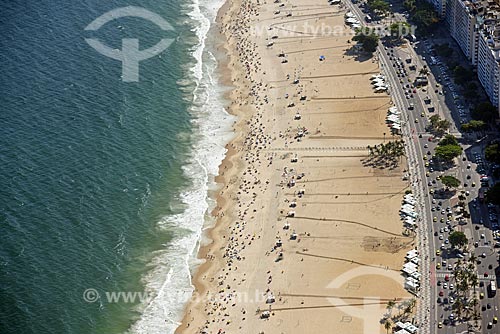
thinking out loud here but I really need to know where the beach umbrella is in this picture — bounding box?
[319,55,325,61]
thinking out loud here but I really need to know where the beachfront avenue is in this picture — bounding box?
[342,0,500,332]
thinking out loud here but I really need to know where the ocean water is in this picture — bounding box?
[0,0,232,333]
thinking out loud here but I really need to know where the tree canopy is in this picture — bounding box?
[435,145,462,162]
[429,115,450,135]
[367,0,390,14]
[353,29,379,53]
[404,0,439,34]
[472,102,497,122]
[389,22,411,39]
[452,66,474,85]
[449,231,468,248]
[485,143,500,163]
[438,134,459,147]
[435,135,462,161]
[441,175,460,188]
[461,120,485,132]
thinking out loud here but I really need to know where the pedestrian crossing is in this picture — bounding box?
[434,272,496,280]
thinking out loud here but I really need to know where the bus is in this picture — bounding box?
[489,280,497,297]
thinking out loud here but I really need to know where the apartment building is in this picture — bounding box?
[430,0,447,17]
[446,0,484,64]
[477,14,500,108]
[442,0,500,112]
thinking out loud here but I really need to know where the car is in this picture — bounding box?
[424,144,428,148]
[481,253,486,258]
[437,280,441,286]
[439,290,444,296]
[415,118,419,123]
[467,175,471,179]
[449,283,454,290]
[443,282,448,288]
[439,234,444,240]
[494,316,498,324]
[480,292,485,298]
[444,275,449,281]
[434,217,437,222]
[436,263,441,269]
[438,321,443,328]
[487,303,492,309]
[437,297,442,303]
[421,112,425,117]
[481,233,486,239]
[488,322,493,329]
[436,249,441,256]
[449,296,454,304]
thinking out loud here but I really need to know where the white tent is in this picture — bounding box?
[411,271,421,280]
[406,249,418,259]
[406,324,418,333]
[402,266,417,275]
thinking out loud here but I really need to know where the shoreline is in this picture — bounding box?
[176,0,250,329]
[176,0,416,332]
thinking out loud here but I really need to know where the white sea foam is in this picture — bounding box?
[130,0,234,332]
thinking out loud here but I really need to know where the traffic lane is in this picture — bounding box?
[379,31,468,332]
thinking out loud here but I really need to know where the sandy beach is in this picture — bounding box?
[176,0,416,332]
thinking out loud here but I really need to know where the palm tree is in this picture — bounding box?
[384,319,392,334]
[407,298,416,312]
[470,272,478,287]
[419,68,429,76]
[386,300,396,315]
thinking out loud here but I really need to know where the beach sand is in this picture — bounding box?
[176,0,415,332]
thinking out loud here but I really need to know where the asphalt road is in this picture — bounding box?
[340,1,500,333]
